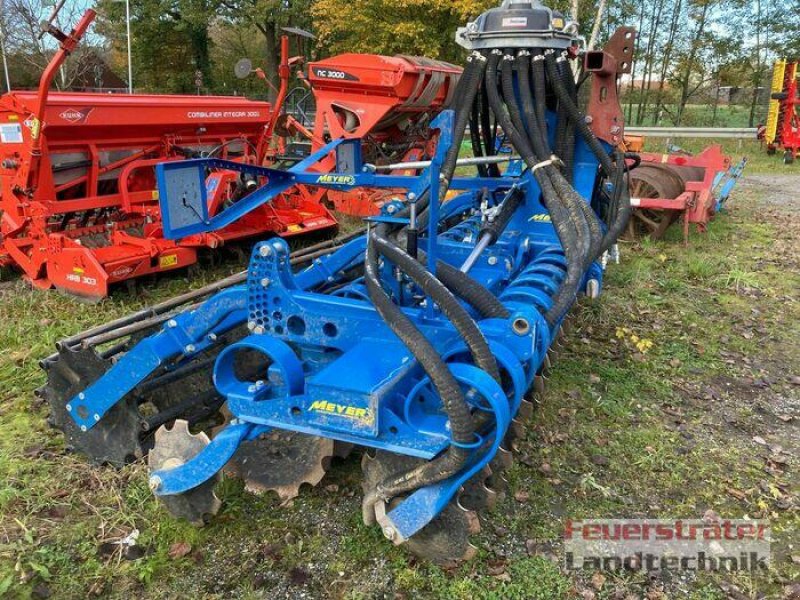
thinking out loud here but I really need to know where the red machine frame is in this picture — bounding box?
[628,146,732,243]
[275,53,462,216]
[765,61,800,163]
[0,10,336,298]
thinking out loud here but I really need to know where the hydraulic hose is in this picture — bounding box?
[544,51,614,176]
[532,55,602,261]
[501,55,591,268]
[484,50,580,325]
[364,228,474,504]
[556,57,577,181]
[421,256,509,319]
[478,185,524,245]
[469,98,489,178]
[414,53,487,234]
[480,88,501,178]
[544,51,630,255]
[441,53,487,185]
[373,235,500,383]
[365,232,475,444]
[605,148,632,253]
[624,152,641,170]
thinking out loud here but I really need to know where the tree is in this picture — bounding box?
[210,21,271,97]
[2,0,98,90]
[215,0,313,102]
[96,0,219,93]
[310,0,495,63]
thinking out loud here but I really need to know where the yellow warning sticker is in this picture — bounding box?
[287,224,303,232]
[159,254,178,268]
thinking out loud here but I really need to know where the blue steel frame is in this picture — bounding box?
[67,110,611,542]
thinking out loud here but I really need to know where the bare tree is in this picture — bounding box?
[4,0,96,89]
[587,0,608,50]
[673,0,712,124]
[652,0,682,124]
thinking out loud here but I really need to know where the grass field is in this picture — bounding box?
[0,140,798,599]
[621,104,764,128]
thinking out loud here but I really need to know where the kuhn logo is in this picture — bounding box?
[59,107,93,123]
[110,266,134,279]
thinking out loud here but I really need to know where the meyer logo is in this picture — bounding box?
[315,174,356,186]
[529,213,552,222]
[309,400,369,421]
[59,107,94,124]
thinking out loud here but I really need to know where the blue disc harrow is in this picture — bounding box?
[39,0,637,565]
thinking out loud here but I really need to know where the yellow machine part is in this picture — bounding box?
[765,60,787,145]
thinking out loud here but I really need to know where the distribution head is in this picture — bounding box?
[456,0,579,51]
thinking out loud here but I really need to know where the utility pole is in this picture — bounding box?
[114,0,133,92]
[0,0,11,92]
[125,0,132,93]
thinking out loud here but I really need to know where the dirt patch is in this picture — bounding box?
[736,174,800,214]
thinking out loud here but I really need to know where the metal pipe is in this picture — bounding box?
[367,154,520,172]
[0,8,11,93]
[141,389,221,432]
[125,0,132,93]
[81,308,192,349]
[56,271,247,350]
[459,233,492,273]
[135,355,218,395]
[54,228,367,353]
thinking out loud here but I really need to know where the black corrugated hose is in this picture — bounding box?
[526,53,604,265]
[414,53,487,233]
[556,57,577,182]
[485,50,583,324]
[373,235,501,383]
[364,53,505,501]
[544,50,631,252]
[469,98,489,178]
[480,88,502,178]
[501,54,591,268]
[363,226,475,505]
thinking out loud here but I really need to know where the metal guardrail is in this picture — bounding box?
[625,127,757,139]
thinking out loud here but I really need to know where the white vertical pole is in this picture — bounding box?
[0,31,10,93]
[125,0,132,93]
[0,0,11,92]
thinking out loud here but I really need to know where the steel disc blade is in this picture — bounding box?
[333,441,355,459]
[459,465,499,512]
[149,419,221,526]
[39,347,145,466]
[225,430,333,502]
[517,397,535,421]
[403,499,480,567]
[361,450,482,567]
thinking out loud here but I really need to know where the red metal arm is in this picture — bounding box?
[25,9,97,191]
[257,35,290,161]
